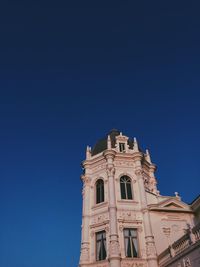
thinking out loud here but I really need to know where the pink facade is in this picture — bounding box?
[79,130,199,267]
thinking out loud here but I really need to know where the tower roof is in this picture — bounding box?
[91,129,134,156]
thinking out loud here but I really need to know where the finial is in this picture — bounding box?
[175,192,181,200]
[86,145,91,159]
[133,137,139,152]
[107,135,111,149]
[146,149,152,164]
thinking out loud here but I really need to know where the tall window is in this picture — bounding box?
[96,179,104,204]
[124,229,138,258]
[119,142,125,152]
[96,231,106,261]
[120,176,133,199]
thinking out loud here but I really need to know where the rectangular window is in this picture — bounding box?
[119,143,125,152]
[96,231,107,261]
[124,229,139,258]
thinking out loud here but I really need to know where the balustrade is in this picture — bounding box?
[192,222,200,241]
[158,223,200,266]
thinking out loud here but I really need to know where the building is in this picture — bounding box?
[79,129,200,267]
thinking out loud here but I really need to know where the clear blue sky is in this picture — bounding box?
[0,1,200,267]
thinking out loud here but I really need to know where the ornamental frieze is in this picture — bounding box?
[109,240,120,255]
[91,213,109,226]
[92,163,106,172]
[106,166,115,177]
[114,160,134,167]
[121,260,147,267]
[118,211,142,222]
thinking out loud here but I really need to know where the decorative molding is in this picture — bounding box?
[162,227,171,237]
[146,242,157,257]
[80,243,89,262]
[109,240,120,255]
[121,260,147,267]
[106,166,115,177]
[135,169,143,176]
[91,213,109,227]
[115,160,134,167]
[81,175,91,186]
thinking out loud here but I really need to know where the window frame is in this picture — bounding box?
[120,176,133,200]
[119,142,125,152]
[96,230,107,261]
[96,179,105,204]
[123,228,139,258]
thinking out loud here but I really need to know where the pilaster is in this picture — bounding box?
[104,150,121,267]
[135,165,158,267]
[79,174,91,265]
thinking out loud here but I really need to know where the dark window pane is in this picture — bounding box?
[96,186,100,203]
[96,231,106,261]
[120,182,126,199]
[96,179,104,204]
[124,228,139,258]
[119,143,125,152]
[127,183,133,199]
[127,237,132,257]
[101,185,104,202]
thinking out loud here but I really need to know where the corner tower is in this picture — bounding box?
[79,129,158,267]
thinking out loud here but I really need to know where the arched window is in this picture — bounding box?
[96,179,104,204]
[120,176,133,199]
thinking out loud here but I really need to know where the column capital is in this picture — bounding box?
[103,149,116,159]
[81,174,91,186]
[106,166,115,177]
[135,168,144,176]
[132,151,143,161]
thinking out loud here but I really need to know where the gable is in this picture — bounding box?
[148,197,192,213]
[164,203,184,209]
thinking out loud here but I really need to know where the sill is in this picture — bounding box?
[92,201,108,210]
[96,259,108,262]
[118,199,138,204]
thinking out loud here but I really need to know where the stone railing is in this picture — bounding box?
[157,247,171,266]
[192,221,200,241]
[172,233,191,255]
[158,223,200,266]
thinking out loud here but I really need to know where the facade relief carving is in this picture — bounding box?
[121,261,147,267]
[135,169,143,176]
[183,257,191,267]
[106,166,115,177]
[80,243,90,262]
[109,240,120,256]
[81,175,91,186]
[115,160,134,167]
[146,242,157,257]
[96,264,108,267]
[93,163,106,172]
[118,211,142,222]
[91,213,109,225]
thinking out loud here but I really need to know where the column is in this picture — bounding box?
[79,174,90,266]
[135,164,158,267]
[104,150,121,267]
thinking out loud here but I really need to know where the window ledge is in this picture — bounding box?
[92,201,108,210]
[117,200,139,204]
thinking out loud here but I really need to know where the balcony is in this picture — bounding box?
[158,222,200,267]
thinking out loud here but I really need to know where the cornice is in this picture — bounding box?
[131,151,143,161]
[148,206,193,213]
[103,149,116,158]
[82,155,106,168]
